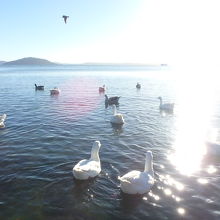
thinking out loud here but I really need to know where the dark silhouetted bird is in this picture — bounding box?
[62,15,69,24]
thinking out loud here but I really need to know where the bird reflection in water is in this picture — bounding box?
[72,177,96,201]
[111,123,124,135]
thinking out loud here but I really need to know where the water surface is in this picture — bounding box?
[0,66,220,220]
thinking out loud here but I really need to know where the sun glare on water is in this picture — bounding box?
[168,70,217,175]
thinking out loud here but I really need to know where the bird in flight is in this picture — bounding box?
[62,15,69,24]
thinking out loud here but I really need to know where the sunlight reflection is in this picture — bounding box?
[159,174,184,191]
[207,165,217,174]
[164,188,172,196]
[197,178,208,184]
[206,128,219,143]
[175,197,181,202]
[169,73,216,175]
[172,195,181,202]
[177,207,185,215]
[148,192,160,201]
[160,164,165,169]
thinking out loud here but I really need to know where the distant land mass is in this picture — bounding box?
[2,57,57,66]
[82,62,162,66]
[0,57,167,67]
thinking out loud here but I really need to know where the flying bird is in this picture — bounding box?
[62,15,69,24]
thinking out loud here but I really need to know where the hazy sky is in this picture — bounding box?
[0,0,219,66]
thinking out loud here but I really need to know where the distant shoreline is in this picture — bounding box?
[0,57,167,67]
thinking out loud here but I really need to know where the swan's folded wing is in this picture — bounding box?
[119,171,141,184]
[74,160,100,172]
[0,114,6,122]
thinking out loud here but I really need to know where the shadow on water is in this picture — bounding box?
[72,177,97,199]
[119,191,143,214]
[111,123,124,135]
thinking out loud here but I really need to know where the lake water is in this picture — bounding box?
[0,65,220,220]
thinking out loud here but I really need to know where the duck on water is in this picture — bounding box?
[105,95,120,107]
[50,87,60,95]
[35,84,44,90]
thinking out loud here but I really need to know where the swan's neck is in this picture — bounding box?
[159,98,162,106]
[113,106,117,115]
[144,157,153,174]
[90,148,100,161]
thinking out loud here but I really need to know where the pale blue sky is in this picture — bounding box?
[0,0,143,63]
[0,0,220,67]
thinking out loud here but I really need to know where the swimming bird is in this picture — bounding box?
[158,96,174,112]
[110,105,124,125]
[206,141,220,155]
[62,15,69,24]
[99,85,106,93]
[118,151,154,194]
[136,82,141,89]
[50,87,60,95]
[0,114,7,128]
[73,141,101,180]
[105,95,120,106]
[35,84,44,90]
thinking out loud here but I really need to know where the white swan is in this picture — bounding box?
[206,141,220,155]
[110,105,124,125]
[158,96,174,112]
[73,141,101,180]
[50,87,60,95]
[0,114,7,128]
[118,151,154,194]
[99,85,106,92]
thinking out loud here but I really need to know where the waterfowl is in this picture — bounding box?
[99,85,106,92]
[136,82,141,89]
[158,96,174,112]
[73,141,101,180]
[63,15,69,24]
[118,151,154,194]
[105,95,120,105]
[50,87,60,95]
[35,84,44,90]
[62,15,69,24]
[0,114,7,128]
[206,141,220,155]
[110,105,124,125]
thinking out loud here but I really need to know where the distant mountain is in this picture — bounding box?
[2,57,57,66]
[0,61,6,65]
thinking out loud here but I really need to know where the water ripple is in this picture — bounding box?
[0,68,220,219]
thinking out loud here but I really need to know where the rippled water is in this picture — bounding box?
[0,66,220,220]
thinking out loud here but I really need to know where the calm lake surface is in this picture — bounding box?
[0,65,220,220]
